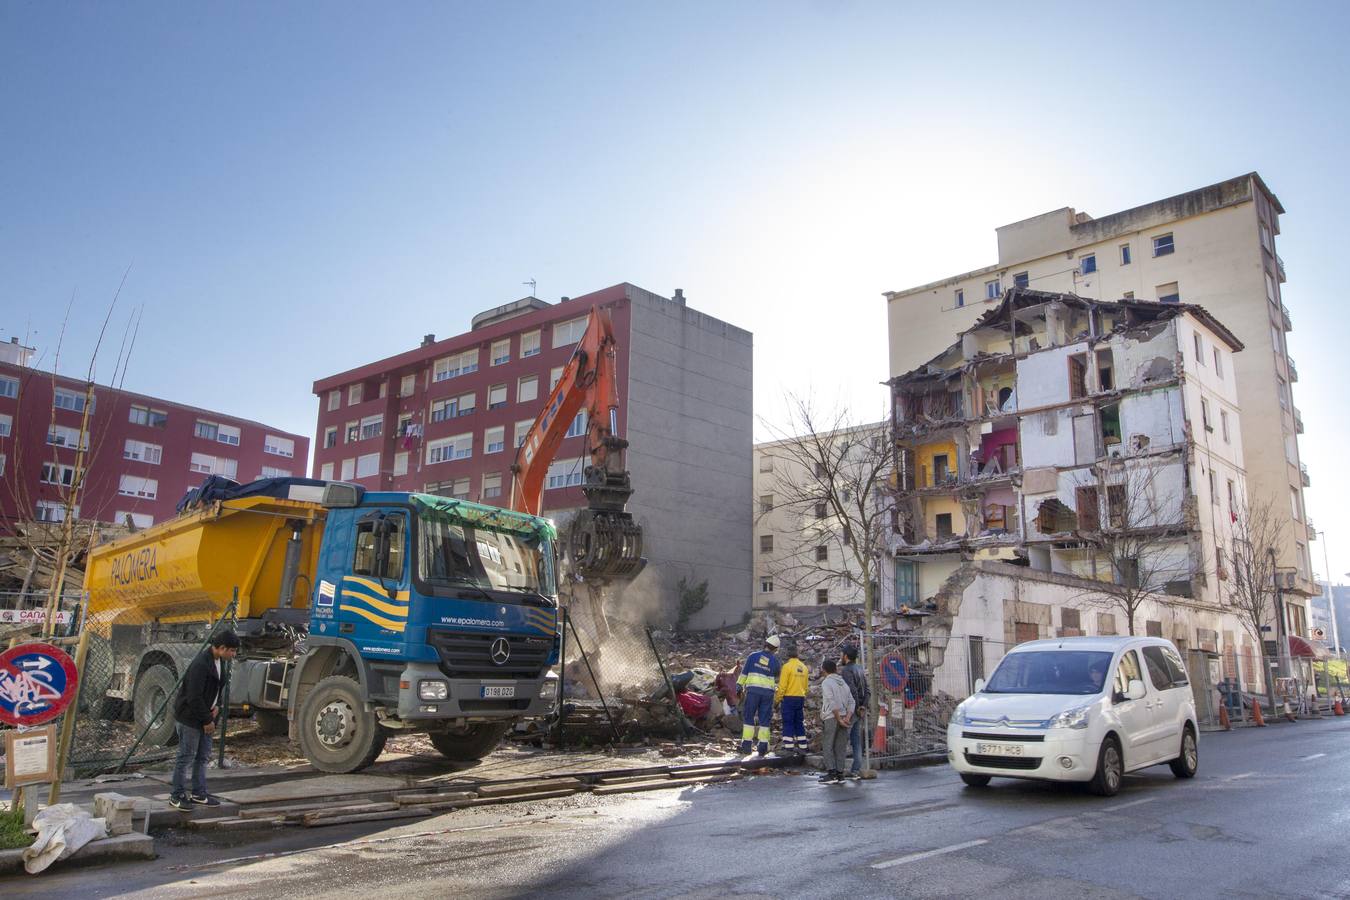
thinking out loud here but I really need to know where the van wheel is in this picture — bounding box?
[428,723,511,761]
[1089,735,1123,797]
[960,773,991,788]
[298,675,387,773]
[132,665,179,747]
[1169,726,1198,778]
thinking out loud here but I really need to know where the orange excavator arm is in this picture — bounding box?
[509,306,644,583]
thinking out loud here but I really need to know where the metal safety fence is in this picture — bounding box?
[1188,648,1350,726]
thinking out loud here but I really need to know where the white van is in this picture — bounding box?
[946,636,1198,796]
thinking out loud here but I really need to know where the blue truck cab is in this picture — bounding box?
[291,484,561,772]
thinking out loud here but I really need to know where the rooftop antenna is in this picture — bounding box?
[523,278,537,297]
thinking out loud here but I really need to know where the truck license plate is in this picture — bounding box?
[976,742,1023,756]
[481,686,515,698]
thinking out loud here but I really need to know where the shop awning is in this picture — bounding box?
[1288,635,1329,659]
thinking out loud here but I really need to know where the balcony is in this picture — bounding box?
[1286,354,1299,382]
[1308,520,1318,541]
[1280,302,1293,333]
[1277,254,1287,284]
[1294,406,1304,434]
[1301,463,1311,487]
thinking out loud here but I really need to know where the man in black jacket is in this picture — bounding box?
[169,630,239,810]
[840,645,871,780]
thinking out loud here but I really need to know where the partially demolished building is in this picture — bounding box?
[885,289,1257,681]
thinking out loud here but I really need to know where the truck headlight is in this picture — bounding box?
[540,678,558,699]
[1048,705,1091,729]
[418,680,448,701]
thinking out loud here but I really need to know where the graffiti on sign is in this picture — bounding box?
[0,643,80,727]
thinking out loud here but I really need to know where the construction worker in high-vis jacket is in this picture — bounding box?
[737,634,782,755]
[775,641,810,755]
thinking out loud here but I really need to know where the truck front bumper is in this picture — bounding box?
[395,662,558,722]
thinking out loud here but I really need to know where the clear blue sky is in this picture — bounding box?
[4,2,1348,581]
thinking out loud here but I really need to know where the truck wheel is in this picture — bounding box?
[428,722,511,761]
[133,665,179,747]
[254,709,289,736]
[298,675,387,773]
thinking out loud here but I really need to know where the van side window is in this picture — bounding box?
[1141,646,1181,689]
[1160,645,1189,687]
[1113,649,1143,696]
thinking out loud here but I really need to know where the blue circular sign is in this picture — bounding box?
[880,653,908,693]
[0,642,79,726]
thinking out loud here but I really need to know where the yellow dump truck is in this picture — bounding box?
[85,479,561,773]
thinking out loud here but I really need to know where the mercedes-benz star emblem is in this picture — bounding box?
[490,637,511,665]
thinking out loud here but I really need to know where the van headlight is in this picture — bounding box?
[1048,705,1091,729]
[949,703,967,726]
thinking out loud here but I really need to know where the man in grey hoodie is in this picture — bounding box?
[818,658,856,784]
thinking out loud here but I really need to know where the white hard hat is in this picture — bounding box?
[765,634,781,648]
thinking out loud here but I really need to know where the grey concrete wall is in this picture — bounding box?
[623,285,753,630]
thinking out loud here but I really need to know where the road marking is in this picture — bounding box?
[871,839,989,870]
[1226,772,1255,780]
[1300,753,1327,761]
[1100,797,1156,812]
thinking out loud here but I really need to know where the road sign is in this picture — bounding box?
[0,642,79,727]
[879,653,908,692]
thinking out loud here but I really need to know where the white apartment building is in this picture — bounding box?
[885,174,1318,636]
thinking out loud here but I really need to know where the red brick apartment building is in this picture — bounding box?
[0,339,310,529]
[310,283,755,629]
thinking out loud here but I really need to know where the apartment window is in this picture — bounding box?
[123,439,162,465]
[935,513,953,540]
[1076,486,1100,531]
[1227,479,1237,514]
[118,474,158,499]
[550,366,564,391]
[1276,376,1288,409]
[116,511,154,528]
[518,375,539,404]
[552,316,588,348]
[1152,233,1175,256]
[759,455,773,473]
[1220,410,1230,443]
[760,576,774,594]
[53,387,93,414]
[41,462,76,486]
[1208,469,1218,504]
[1061,608,1081,635]
[515,420,532,449]
[217,424,241,446]
[328,390,341,411]
[565,411,587,439]
[985,279,1001,300]
[348,383,363,405]
[0,376,18,400]
[36,501,77,523]
[195,420,219,441]
[47,424,87,450]
[760,494,774,514]
[0,413,9,437]
[894,560,917,607]
[1156,282,1180,304]
[815,545,828,562]
[1194,333,1204,363]
[760,534,773,552]
[816,589,829,605]
[1216,547,1227,580]
[1014,271,1030,288]
[265,435,296,457]
[392,451,409,477]
[430,398,456,423]
[491,339,511,366]
[546,457,584,489]
[1270,324,1283,356]
[1265,272,1277,304]
[1291,488,1302,521]
[815,502,827,519]
[1260,223,1273,253]
[354,452,380,479]
[320,462,335,480]
[324,427,338,449]
[455,392,476,416]
[1213,348,1224,378]
[1201,398,1212,431]
[360,414,383,440]
[1078,255,1096,275]
[1119,244,1132,266]
[954,289,964,308]
[485,426,505,454]
[190,453,237,479]
[433,349,479,382]
[0,453,6,477]
[260,466,292,478]
[482,472,503,499]
[1122,291,1134,299]
[340,458,355,480]
[427,433,473,464]
[128,405,149,426]
[1107,484,1127,528]
[399,374,416,398]
[520,330,541,358]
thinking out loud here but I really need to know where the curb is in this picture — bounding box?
[0,833,155,878]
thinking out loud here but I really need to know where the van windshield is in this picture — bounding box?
[984,650,1114,695]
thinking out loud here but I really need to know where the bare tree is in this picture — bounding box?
[1223,495,1287,709]
[1061,455,1190,637]
[757,396,891,717]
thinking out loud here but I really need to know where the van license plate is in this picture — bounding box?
[481,686,515,698]
[976,742,1023,756]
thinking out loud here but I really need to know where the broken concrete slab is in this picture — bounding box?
[0,833,156,876]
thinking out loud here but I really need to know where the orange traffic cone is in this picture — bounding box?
[1251,697,1266,727]
[1334,698,1345,716]
[873,701,888,750]
[1218,703,1231,731]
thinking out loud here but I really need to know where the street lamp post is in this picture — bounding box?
[1315,529,1341,653]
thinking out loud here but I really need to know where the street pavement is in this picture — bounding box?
[9,716,1350,899]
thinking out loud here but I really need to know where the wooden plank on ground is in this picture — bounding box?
[469,788,577,807]
[594,774,678,787]
[591,774,738,797]
[475,777,583,798]
[395,791,476,806]
[188,815,285,831]
[303,806,433,827]
[240,799,371,819]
